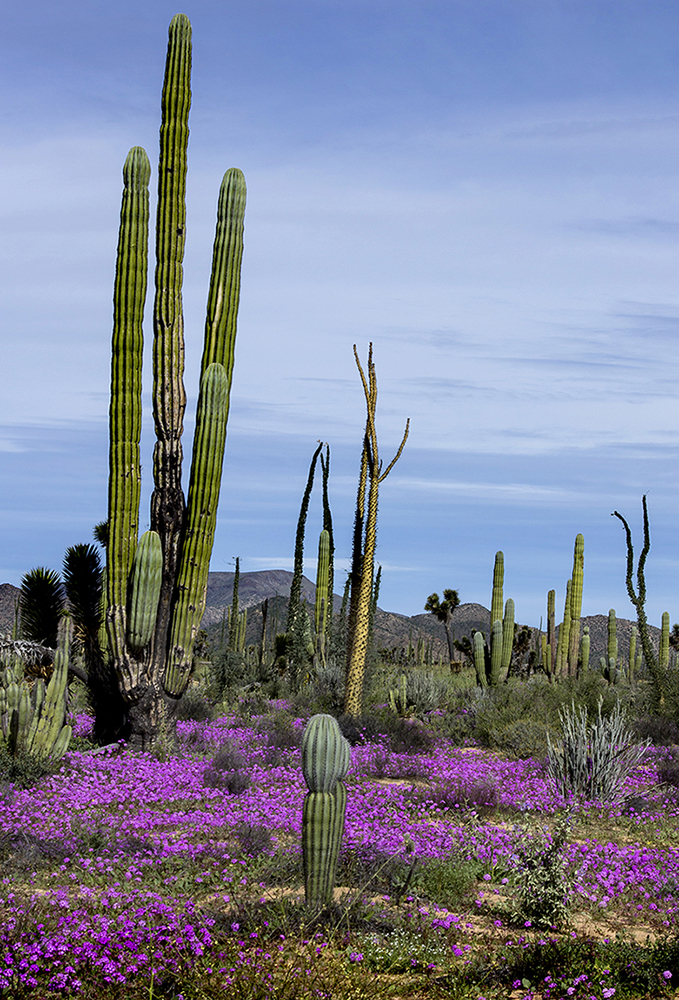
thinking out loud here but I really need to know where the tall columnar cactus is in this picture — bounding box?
[344,345,409,717]
[105,15,246,747]
[301,714,351,910]
[606,608,618,670]
[567,534,584,678]
[314,529,330,650]
[660,611,670,671]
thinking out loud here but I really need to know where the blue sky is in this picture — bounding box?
[2,0,679,627]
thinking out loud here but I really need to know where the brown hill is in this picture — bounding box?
[0,584,19,634]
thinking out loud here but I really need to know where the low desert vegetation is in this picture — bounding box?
[2,662,679,999]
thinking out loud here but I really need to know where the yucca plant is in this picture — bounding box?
[547,698,650,802]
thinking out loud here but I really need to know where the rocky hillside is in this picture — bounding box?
[0,571,663,668]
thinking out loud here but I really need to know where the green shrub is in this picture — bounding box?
[0,742,63,790]
[512,811,572,930]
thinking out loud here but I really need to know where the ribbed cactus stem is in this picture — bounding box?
[567,534,584,678]
[165,363,229,695]
[107,146,150,673]
[608,609,618,667]
[556,579,572,677]
[580,625,590,672]
[301,713,350,793]
[489,618,503,686]
[501,598,514,675]
[126,530,163,652]
[27,616,72,760]
[303,782,347,910]
[491,551,504,626]
[314,529,330,637]
[660,611,670,670]
[473,631,487,688]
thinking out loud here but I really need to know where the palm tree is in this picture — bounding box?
[19,568,66,647]
[424,589,460,666]
[63,543,129,745]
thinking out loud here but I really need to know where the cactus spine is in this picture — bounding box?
[106,15,246,747]
[301,714,351,909]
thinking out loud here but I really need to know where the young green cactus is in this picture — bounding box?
[567,534,584,678]
[301,714,351,910]
[0,617,72,761]
[105,15,246,747]
[660,611,670,670]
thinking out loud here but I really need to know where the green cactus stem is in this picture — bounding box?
[607,609,618,668]
[126,530,163,653]
[567,534,584,678]
[491,552,504,628]
[26,616,72,760]
[314,529,330,641]
[165,363,230,695]
[660,611,670,670]
[301,713,350,793]
[473,631,487,688]
[302,783,347,910]
[556,579,572,678]
[501,598,515,675]
[580,625,590,672]
[301,714,350,910]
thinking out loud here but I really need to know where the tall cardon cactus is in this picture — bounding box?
[301,714,351,910]
[105,14,246,748]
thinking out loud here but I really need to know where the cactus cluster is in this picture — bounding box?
[301,714,351,910]
[0,617,72,760]
[474,552,514,687]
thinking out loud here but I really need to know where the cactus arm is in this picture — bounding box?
[501,598,514,675]
[126,531,163,653]
[489,619,503,686]
[555,579,572,678]
[106,146,150,676]
[199,168,247,381]
[580,626,590,672]
[473,631,487,688]
[567,534,584,678]
[165,363,229,695]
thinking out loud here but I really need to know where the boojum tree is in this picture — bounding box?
[105,14,246,748]
[344,345,409,717]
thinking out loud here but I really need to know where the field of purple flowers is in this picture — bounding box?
[2,692,679,1000]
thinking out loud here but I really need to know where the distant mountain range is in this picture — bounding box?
[0,570,661,667]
